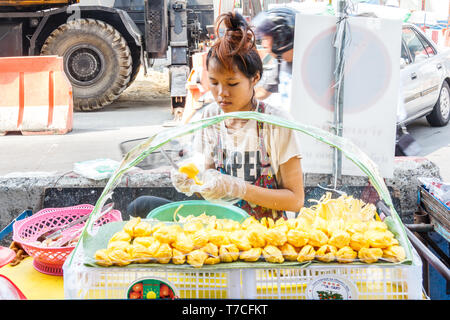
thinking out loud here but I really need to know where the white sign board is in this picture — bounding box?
[290,14,402,178]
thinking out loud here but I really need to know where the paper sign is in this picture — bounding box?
[290,14,401,178]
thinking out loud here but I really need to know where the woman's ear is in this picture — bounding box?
[252,72,261,86]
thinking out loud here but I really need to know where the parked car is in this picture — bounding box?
[400,23,450,127]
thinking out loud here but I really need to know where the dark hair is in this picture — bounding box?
[206,12,263,79]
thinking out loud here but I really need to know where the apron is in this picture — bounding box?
[215,101,286,220]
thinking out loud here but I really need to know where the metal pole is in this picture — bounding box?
[332,0,346,186]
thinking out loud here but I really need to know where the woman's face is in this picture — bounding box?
[208,58,260,113]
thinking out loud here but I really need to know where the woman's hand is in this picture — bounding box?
[191,169,247,202]
[170,169,195,196]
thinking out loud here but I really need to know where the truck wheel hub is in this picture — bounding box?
[65,46,105,86]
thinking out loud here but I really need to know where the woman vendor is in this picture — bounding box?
[128,11,304,220]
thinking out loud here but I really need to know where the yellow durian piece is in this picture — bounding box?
[308,229,329,247]
[260,217,275,229]
[123,217,141,237]
[316,244,337,263]
[94,249,113,267]
[328,231,351,249]
[358,247,383,264]
[287,229,309,248]
[264,227,287,247]
[280,243,298,261]
[349,232,370,251]
[187,249,208,268]
[336,246,357,263]
[382,245,406,263]
[297,245,316,263]
[172,248,186,265]
[239,248,262,262]
[229,230,252,251]
[178,163,203,185]
[108,231,132,244]
[172,232,195,253]
[219,244,240,263]
[154,243,172,264]
[262,245,284,263]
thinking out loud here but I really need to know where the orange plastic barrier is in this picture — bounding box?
[0,55,73,135]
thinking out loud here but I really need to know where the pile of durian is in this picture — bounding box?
[94,193,406,268]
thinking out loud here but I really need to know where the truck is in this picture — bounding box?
[0,0,215,113]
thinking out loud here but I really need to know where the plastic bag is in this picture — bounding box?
[73,159,120,181]
[419,177,450,208]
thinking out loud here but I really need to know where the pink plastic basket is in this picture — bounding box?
[13,204,122,276]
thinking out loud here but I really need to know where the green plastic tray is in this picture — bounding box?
[146,200,249,222]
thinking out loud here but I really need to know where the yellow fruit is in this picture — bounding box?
[336,246,357,263]
[328,231,350,249]
[172,248,186,265]
[153,225,178,244]
[187,249,208,268]
[229,230,252,251]
[315,244,337,263]
[246,225,267,248]
[239,248,262,262]
[382,245,406,263]
[130,243,152,263]
[297,245,315,263]
[123,217,141,237]
[219,244,240,263]
[154,243,173,264]
[109,231,132,244]
[349,232,369,251]
[308,229,328,247]
[133,236,155,248]
[358,247,383,264]
[133,221,152,237]
[94,249,113,267]
[364,230,394,249]
[280,243,298,261]
[191,229,210,249]
[179,163,203,185]
[262,245,284,263]
[287,229,309,248]
[264,227,287,247]
[172,232,194,253]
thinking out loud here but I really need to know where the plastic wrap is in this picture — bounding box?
[66,112,413,268]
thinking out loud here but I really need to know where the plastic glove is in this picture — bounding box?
[171,168,195,196]
[191,169,247,203]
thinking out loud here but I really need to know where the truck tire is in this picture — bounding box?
[41,19,132,111]
[426,81,450,127]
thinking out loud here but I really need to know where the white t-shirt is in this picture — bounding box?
[193,101,302,187]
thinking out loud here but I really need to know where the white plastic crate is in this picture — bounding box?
[63,246,423,300]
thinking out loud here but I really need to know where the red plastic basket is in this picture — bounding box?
[13,204,122,276]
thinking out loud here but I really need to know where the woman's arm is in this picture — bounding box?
[243,157,304,212]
